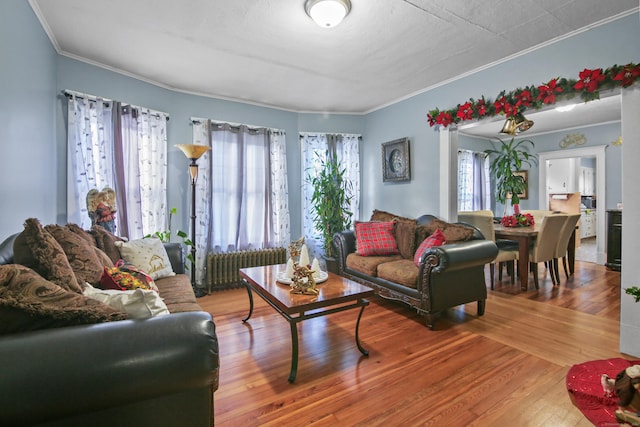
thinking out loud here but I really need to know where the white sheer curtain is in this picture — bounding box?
[67,94,115,230]
[192,119,290,287]
[301,132,360,262]
[458,149,490,211]
[118,105,168,239]
[66,91,168,239]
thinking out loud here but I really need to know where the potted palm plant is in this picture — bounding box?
[308,150,353,273]
[485,137,537,217]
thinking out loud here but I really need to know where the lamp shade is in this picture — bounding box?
[175,144,211,160]
[305,0,351,28]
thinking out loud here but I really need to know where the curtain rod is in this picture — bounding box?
[299,132,362,139]
[190,117,283,133]
[64,90,170,121]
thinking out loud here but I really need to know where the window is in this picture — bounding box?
[66,91,169,239]
[458,149,490,211]
[301,132,360,261]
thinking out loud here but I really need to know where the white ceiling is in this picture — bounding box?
[30,0,637,118]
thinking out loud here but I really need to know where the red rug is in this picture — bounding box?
[566,358,640,426]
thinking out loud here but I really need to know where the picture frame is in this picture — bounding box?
[382,137,410,182]
[513,170,529,200]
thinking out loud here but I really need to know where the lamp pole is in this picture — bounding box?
[175,144,211,294]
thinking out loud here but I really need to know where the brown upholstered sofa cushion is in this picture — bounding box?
[370,209,413,223]
[425,218,474,243]
[91,225,126,264]
[45,224,105,287]
[13,218,83,294]
[369,209,417,260]
[346,253,403,277]
[0,264,127,335]
[377,259,419,289]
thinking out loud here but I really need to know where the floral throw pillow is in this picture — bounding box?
[414,229,446,266]
[355,221,399,257]
[100,260,159,292]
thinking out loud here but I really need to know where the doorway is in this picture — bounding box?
[538,145,607,264]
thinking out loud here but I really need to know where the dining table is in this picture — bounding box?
[494,223,576,291]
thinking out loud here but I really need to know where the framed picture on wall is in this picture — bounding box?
[382,137,410,182]
[513,170,529,200]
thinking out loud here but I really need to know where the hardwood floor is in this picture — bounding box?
[199,261,630,426]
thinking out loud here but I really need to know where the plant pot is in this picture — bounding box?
[324,256,340,275]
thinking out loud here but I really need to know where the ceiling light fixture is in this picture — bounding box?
[499,112,534,135]
[305,0,351,28]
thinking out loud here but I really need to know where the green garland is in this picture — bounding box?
[427,62,640,129]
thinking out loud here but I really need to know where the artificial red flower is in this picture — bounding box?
[613,64,640,87]
[574,68,605,93]
[427,113,437,127]
[515,90,533,108]
[435,111,453,127]
[456,102,473,121]
[501,213,534,228]
[537,78,563,104]
[474,99,487,117]
[493,96,515,116]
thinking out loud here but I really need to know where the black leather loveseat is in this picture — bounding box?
[333,213,498,329]
[0,230,219,427]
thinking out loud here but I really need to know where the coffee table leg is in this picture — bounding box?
[355,300,369,356]
[288,321,299,383]
[242,279,254,323]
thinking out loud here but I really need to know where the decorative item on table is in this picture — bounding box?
[290,263,319,295]
[278,237,329,285]
[501,213,535,228]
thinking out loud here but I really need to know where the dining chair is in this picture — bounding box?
[528,214,567,289]
[520,210,553,225]
[552,213,582,282]
[458,210,518,290]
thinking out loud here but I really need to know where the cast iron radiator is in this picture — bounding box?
[206,248,287,292]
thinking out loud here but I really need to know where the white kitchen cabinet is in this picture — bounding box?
[580,209,597,239]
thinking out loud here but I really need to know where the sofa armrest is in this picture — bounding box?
[0,312,219,426]
[418,240,498,273]
[333,230,356,273]
[164,242,185,274]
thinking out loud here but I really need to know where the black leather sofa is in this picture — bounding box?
[0,232,219,427]
[333,214,498,328]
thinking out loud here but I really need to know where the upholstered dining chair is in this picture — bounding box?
[552,213,582,282]
[528,214,567,289]
[520,209,553,225]
[458,210,518,290]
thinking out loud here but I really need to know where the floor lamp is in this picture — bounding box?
[175,144,211,294]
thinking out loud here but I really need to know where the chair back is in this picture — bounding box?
[553,213,581,258]
[530,215,566,262]
[521,210,553,225]
[458,211,495,241]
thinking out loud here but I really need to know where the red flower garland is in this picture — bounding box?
[427,62,640,128]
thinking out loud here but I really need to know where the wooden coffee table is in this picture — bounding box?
[239,264,374,382]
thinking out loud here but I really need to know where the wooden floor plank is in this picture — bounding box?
[200,261,630,426]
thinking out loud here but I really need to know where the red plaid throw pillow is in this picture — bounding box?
[414,228,446,266]
[355,221,399,256]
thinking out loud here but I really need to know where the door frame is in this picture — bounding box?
[538,145,607,264]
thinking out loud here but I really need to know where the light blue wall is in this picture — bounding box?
[54,58,365,237]
[361,12,639,220]
[0,2,57,237]
[458,121,622,215]
[526,123,622,210]
[0,1,637,242]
